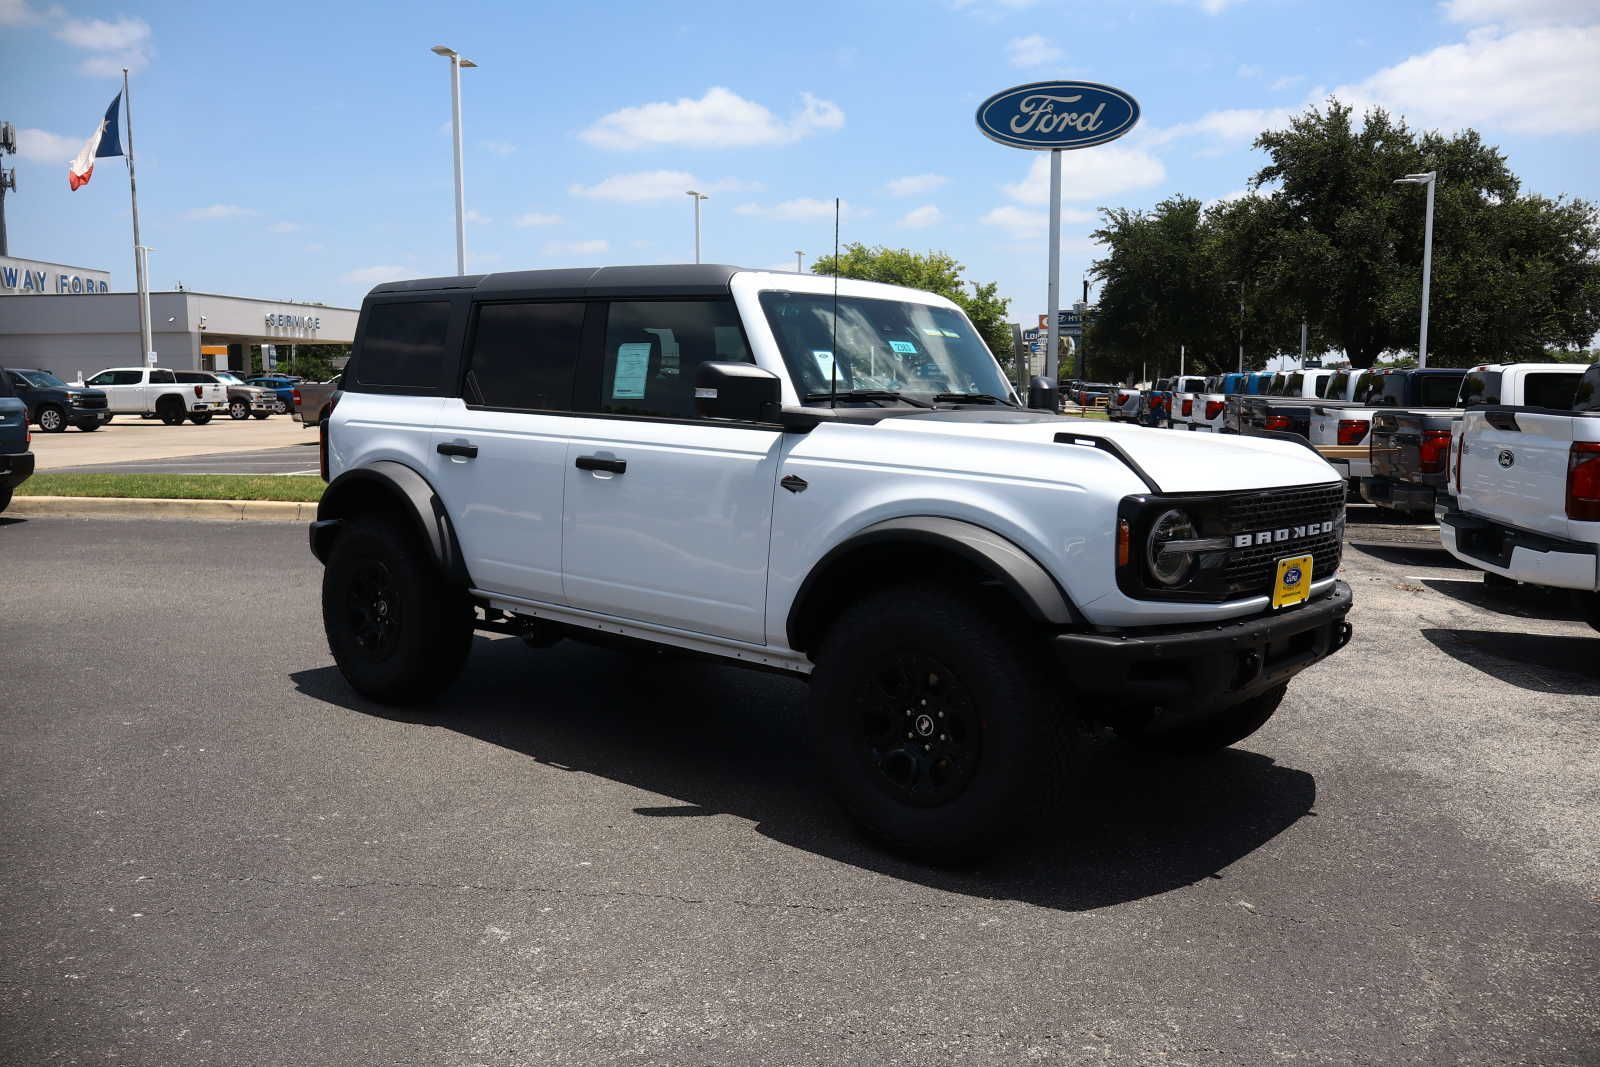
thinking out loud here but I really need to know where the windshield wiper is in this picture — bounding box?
[931,392,1019,407]
[803,389,933,408]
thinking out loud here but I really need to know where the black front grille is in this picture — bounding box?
[74,395,107,410]
[1218,483,1345,596]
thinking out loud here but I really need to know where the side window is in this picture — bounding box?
[175,371,211,384]
[1417,375,1461,407]
[593,299,751,419]
[1522,372,1580,411]
[464,301,585,411]
[352,300,451,390]
[150,369,176,385]
[1458,371,1501,407]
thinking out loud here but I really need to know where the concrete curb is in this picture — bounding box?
[9,495,315,523]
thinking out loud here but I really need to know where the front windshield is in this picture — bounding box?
[759,291,1014,404]
[21,370,68,388]
[214,372,241,383]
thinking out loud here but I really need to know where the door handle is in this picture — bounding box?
[436,441,478,459]
[575,455,626,474]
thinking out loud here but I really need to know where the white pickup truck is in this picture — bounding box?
[1438,363,1600,631]
[309,265,1354,861]
[83,366,227,425]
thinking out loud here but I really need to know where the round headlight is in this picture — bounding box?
[1146,508,1199,586]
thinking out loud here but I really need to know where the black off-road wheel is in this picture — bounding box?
[809,583,1062,863]
[189,412,214,425]
[252,411,271,420]
[79,421,101,431]
[1575,591,1600,635]
[157,398,186,425]
[229,399,250,420]
[322,517,474,705]
[1120,684,1288,755]
[37,405,66,432]
[0,485,12,514]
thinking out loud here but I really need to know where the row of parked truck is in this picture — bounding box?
[1110,360,1600,630]
[0,365,314,430]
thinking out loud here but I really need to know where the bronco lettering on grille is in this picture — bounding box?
[1232,520,1336,549]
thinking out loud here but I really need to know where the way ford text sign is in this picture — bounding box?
[975,81,1140,150]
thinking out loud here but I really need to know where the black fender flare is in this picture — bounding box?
[786,516,1079,653]
[310,461,470,585]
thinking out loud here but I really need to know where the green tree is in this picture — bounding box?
[810,243,1014,363]
[1252,100,1600,367]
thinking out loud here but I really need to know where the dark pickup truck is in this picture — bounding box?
[0,369,35,513]
[3,367,112,432]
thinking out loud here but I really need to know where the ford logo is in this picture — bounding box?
[1498,449,1514,468]
[1284,566,1304,588]
[976,81,1141,150]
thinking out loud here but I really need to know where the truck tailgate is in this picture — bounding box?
[1370,410,1455,483]
[1457,409,1575,540]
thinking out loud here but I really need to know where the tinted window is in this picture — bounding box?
[1573,365,1600,412]
[1418,375,1461,407]
[353,300,451,390]
[1326,371,1351,399]
[595,299,751,418]
[1283,373,1303,395]
[175,371,214,384]
[465,301,584,411]
[150,369,176,384]
[0,371,12,398]
[1458,370,1502,407]
[1354,372,1385,404]
[88,370,142,386]
[1522,372,1580,410]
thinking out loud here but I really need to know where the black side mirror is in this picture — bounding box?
[1028,375,1058,412]
[694,362,782,423]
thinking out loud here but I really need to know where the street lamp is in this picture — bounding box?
[686,190,708,263]
[794,250,804,273]
[1394,170,1437,369]
[432,45,478,276]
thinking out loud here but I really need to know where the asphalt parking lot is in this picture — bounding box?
[29,416,313,473]
[0,513,1595,1065]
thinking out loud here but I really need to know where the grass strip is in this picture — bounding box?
[19,473,325,503]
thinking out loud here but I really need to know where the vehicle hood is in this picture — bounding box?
[881,411,1339,493]
[65,388,106,401]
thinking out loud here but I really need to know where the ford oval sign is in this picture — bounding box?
[976,81,1140,150]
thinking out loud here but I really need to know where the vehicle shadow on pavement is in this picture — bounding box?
[1421,628,1600,693]
[1349,542,1467,569]
[1418,579,1587,622]
[291,637,1318,911]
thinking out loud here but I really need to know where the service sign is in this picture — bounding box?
[976,81,1140,151]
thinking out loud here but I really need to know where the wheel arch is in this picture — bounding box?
[785,516,1080,654]
[310,461,471,586]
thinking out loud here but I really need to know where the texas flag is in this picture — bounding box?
[68,93,124,191]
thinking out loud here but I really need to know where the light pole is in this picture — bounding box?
[794,250,804,273]
[1394,170,1436,369]
[686,190,708,263]
[431,45,477,276]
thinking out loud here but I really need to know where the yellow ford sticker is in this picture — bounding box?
[1272,554,1314,610]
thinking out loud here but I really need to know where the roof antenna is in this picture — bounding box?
[829,196,840,409]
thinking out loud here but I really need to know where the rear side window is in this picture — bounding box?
[353,300,451,390]
[1282,373,1302,395]
[1458,370,1501,407]
[175,371,213,384]
[1417,375,1461,407]
[150,369,176,385]
[1326,372,1350,399]
[592,299,751,419]
[1353,371,1383,403]
[1522,372,1580,410]
[464,302,585,411]
[1574,366,1600,412]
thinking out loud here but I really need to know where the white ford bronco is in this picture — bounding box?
[310,265,1353,860]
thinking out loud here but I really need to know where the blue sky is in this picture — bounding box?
[4,0,1597,324]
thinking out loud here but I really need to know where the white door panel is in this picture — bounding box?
[430,399,569,603]
[561,419,782,643]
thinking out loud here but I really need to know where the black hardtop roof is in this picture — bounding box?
[366,264,748,300]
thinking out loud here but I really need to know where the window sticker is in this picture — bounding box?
[612,342,651,399]
[889,339,918,355]
[811,349,837,380]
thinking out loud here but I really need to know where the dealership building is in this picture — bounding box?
[0,254,358,382]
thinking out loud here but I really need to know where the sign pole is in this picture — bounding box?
[122,68,153,365]
[1044,149,1061,389]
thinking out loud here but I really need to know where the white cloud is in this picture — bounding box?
[1193,0,1245,12]
[1002,146,1166,204]
[580,87,843,150]
[1007,33,1062,68]
[899,205,942,229]
[480,139,516,156]
[980,204,1097,238]
[1236,63,1263,78]
[340,265,405,284]
[184,204,258,221]
[543,239,609,257]
[464,209,492,224]
[1269,74,1306,92]
[952,0,1040,13]
[1443,0,1596,27]
[885,173,948,197]
[14,128,78,164]
[268,221,303,234]
[734,198,866,222]
[1204,188,1253,209]
[514,211,562,227]
[0,0,49,26]
[1146,106,1296,148]
[55,15,152,74]
[569,170,755,202]
[1333,24,1600,134]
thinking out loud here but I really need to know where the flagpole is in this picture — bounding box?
[123,67,153,365]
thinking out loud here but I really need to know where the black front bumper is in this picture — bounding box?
[1054,582,1353,716]
[1,450,36,490]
